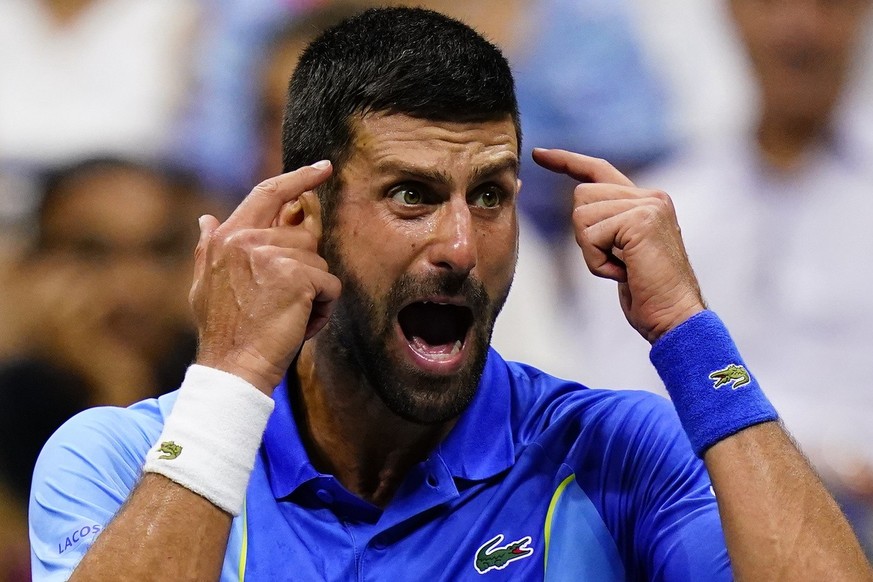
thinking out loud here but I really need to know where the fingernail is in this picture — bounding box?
[311,160,331,170]
[197,215,206,229]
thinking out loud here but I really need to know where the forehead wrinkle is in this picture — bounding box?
[470,155,519,183]
[347,113,519,188]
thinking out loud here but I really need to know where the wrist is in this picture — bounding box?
[143,364,275,515]
[650,310,778,456]
[643,295,706,345]
[195,346,287,395]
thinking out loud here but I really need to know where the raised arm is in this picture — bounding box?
[61,161,342,581]
[533,148,872,580]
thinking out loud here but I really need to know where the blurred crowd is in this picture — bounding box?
[1,0,871,578]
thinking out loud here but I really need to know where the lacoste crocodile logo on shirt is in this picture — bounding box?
[474,533,534,574]
[158,441,183,460]
[709,364,750,390]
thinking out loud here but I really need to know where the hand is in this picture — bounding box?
[532,148,704,343]
[190,162,343,394]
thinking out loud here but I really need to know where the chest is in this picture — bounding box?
[230,444,626,582]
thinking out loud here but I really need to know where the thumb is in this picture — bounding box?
[194,214,220,259]
[190,215,220,303]
[198,214,220,240]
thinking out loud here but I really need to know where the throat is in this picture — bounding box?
[294,341,455,507]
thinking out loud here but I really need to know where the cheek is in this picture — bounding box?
[477,221,518,285]
[334,212,418,289]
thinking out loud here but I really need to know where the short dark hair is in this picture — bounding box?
[281,6,520,221]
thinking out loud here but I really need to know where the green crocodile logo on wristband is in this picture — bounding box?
[158,441,183,460]
[709,364,750,390]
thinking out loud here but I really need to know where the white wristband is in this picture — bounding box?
[143,364,275,515]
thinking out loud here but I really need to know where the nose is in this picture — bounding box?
[427,196,477,275]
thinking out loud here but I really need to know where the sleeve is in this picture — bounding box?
[28,405,160,582]
[574,392,732,581]
[622,394,732,581]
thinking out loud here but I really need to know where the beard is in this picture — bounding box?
[320,245,511,425]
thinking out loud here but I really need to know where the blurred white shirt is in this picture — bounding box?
[637,121,873,473]
[0,0,197,168]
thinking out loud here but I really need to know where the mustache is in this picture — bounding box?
[385,271,490,315]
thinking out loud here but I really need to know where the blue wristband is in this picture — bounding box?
[650,310,778,457]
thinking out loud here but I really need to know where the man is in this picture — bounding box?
[29,7,871,581]
[1,157,206,493]
[0,157,209,579]
[608,0,873,549]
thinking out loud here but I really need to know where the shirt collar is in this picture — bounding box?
[261,375,319,500]
[435,348,516,481]
[261,347,516,499]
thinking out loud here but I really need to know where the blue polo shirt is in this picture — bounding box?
[30,349,730,581]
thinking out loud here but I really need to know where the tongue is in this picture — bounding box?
[410,336,462,357]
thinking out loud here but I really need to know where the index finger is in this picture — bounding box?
[531,148,635,187]
[223,160,332,230]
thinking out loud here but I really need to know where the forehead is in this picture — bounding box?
[43,169,177,241]
[345,113,519,177]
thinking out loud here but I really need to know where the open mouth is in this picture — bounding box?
[397,300,474,368]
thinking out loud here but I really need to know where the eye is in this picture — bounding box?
[389,185,424,206]
[472,187,502,209]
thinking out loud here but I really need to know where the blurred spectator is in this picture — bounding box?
[0,0,199,225]
[177,0,321,198]
[645,0,873,468]
[560,0,873,552]
[511,0,673,245]
[0,158,218,577]
[256,2,365,180]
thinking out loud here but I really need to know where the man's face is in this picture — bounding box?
[319,112,520,424]
[38,168,196,358]
[730,0,871,121]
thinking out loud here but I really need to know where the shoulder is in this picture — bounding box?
[35,392,175,478]
[29,392,177,581]
[499,356,682,451]
[498,357,729,578]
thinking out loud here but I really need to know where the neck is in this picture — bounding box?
[756,107,830,170]
[293,340,455,507]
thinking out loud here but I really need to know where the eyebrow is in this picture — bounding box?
[373,156,519,185]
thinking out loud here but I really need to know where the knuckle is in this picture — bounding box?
[251,244,281,268]
[647,190,675,216]
[252,178,279,196]
[650,189,672,204]
[300,229,319,251]
[593,157,613,172]
[315,255,331,272]
[224,228,257,249]
[639,204,659,220]
[571,205,591,226]
[573,183,589,200]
